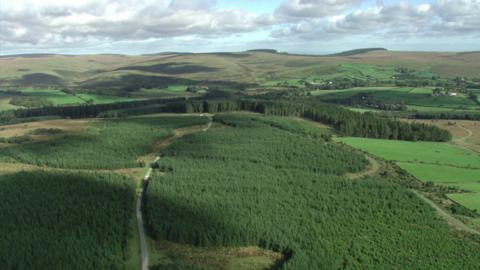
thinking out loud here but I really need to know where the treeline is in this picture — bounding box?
[411,111,480,121]
[322,92,408,111]
[381,111,480,121]
[0,171,135,270]
[9,96,53,108]
[165,99,451,142]
[1,97,451,142]
[3,97,185,120]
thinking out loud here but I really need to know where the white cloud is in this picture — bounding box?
[0,0,479,54]
[0,0,270,50]
[272,0,480,40]
[275,0,362,20]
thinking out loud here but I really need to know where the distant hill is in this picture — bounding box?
[328,48,387,57]
[246,49,278,53]
[456,51,480,56]
[0,53,61,58]
[1,49,479,90]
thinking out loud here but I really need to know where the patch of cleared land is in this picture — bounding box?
[406,119,480,153]
[0,119,89,138]
[150,240,283,270]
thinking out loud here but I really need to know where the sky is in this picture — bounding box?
[0,0,479,55]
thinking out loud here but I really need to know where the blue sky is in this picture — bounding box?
[0,0,479,55]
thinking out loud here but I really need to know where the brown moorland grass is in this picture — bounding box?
[405,119,480,153]
[0,119,90,138]
[151,240,284,270]
[2,51,479,87]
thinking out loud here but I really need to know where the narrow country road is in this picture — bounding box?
[137,166,155,270]
[410,189,479,235]
[201,114,213,132]
[136,115,212,270]
[457,124,473,142]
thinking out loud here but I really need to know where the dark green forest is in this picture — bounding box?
[0,97,451,142]
[144,114,480,270]
[0,116,208,169]
[0,171,135,270]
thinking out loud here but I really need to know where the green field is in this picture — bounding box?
[448,193,480,212]
[337,137,479,168]
[338,137,480,212]
[0,88,139,110]
[18,88,84,105]
[0,97,21,111]
[397,163,480,184]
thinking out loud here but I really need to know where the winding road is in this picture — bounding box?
[136,115,212,270]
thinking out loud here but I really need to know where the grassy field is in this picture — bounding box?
[398,119,480,212]
[18,87,84,105]
[338,137,480,212]
[0,87,140,110]
[337,137,479,168]
[0,96,21,111]
[448,193,480,213]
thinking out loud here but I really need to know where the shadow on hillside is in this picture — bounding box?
[0,170,135,270]
[116,62,220,75]
[142,192,292,270]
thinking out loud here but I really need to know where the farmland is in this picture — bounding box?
[0,87,141,111]
[338,137,480,213]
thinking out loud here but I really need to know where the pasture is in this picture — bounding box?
[338,137,480,212]
[0,87,139,110]
[0,96,20,111]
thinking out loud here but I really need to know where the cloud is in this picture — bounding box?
[272,0,480,40]
[275,0,361,21]
[0,0,271,50]
[0,0,479,53]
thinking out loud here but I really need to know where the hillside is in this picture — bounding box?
[1,50,480,89]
